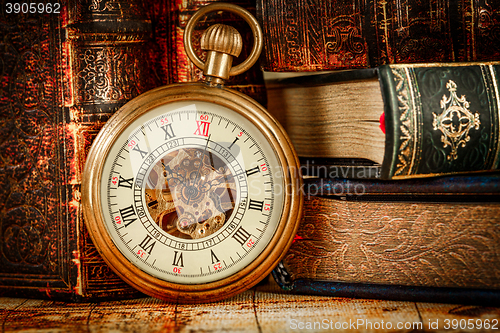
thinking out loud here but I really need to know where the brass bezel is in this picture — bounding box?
[81,83,303,303]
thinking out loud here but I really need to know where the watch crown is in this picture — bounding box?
[200,24,243,85]
[201,24,243,57]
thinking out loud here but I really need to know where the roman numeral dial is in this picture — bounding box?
[100,103,285,286]
[79,74,304,306]
[82,9,302,303]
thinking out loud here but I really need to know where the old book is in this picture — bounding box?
[0,0,153,301]
[273,175,500,305]
[257,0,500,72]
[0,0,265,301]
[266,62,500,180]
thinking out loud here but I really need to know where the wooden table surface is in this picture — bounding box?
[1,280,499,332]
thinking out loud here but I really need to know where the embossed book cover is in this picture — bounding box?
[0,0,153,301]
[0,0,264,301]
[257,0,500,72]
[266,62,500,179]
[274,176,500,305]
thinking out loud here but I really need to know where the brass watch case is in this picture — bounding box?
[81,83,303,303]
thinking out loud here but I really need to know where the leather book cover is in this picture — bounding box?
[274,176,500,305]
[0,0,265,301]
[257,0,500,72]
[380,63,500,179]
[265,62,500,180]
[0,0,155,301]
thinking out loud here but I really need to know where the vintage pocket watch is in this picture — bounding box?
[82,3,303,303]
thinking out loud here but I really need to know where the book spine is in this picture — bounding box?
[272,268,500,306]
[64,0,156,299]
[376,0,455,65]
[0,0,155,300]
[0,2,74,299]
[456,1,500,62]
[257,0,370,71]
[379,63,500,179]
[279,196,500,293]
[303,175,500,197]
[257,0,500,71]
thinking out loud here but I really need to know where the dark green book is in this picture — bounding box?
[266,62,500,179]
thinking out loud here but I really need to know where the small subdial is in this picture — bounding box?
[144,148,237,239]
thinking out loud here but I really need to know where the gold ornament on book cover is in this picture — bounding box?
[392,68,417,177]
[433,80,481,161]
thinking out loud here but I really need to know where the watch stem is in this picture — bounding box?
[200,23,243,85]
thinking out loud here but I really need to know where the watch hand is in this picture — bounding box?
[187,134,211,205]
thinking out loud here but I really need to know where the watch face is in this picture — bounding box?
[83,84,302,302]
[100,100,284,284]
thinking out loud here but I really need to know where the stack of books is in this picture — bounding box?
[257,0,500,305]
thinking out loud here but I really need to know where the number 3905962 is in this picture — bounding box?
[5,2,61,14]
[5,3,61,14]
